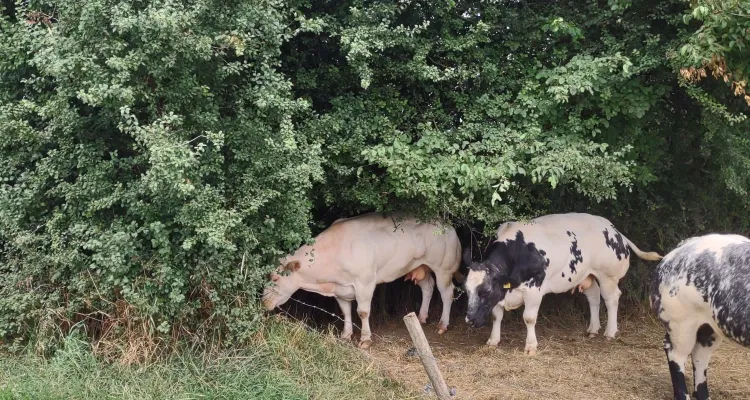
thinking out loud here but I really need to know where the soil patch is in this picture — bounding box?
[362,313,750,400]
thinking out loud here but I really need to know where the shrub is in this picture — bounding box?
[0,0,322,351]
[1,0,749,353]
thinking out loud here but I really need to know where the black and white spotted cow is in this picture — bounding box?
[464,213,662,355]
[651,234,750,400]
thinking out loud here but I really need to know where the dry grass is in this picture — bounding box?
[0,317,411,400]
[361,310,750,400]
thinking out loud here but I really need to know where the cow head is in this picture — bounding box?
[463,246,517,328]
[262,259,303,310]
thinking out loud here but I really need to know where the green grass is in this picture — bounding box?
[0,318,409,400]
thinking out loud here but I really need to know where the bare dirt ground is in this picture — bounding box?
[364,312,750,400]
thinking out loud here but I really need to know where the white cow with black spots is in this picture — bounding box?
[464,213,662,355]
[651,234,750,400]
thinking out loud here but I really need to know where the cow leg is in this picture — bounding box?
[583,280,601,337]
[486,303,504,347]
[335,298,353,341]
[691,324,721,400]
[435,271,455,334]
[522,295,542,356]
[416,273,435,324]
[599,278,621,340]
[355,283,376,349]
[663,325,696,400]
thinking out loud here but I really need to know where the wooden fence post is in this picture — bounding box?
[402,312,452,400]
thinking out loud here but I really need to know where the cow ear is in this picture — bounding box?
[462,247,474,267]
[285,260,301,272]
[491,273,508,289]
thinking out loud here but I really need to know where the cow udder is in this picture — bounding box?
[404,264,432,284]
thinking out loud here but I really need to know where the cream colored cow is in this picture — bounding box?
[262,212,462,348]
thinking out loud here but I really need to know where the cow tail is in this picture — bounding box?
[624,236,663,261]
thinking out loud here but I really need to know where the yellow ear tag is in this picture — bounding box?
[503,283,511,289]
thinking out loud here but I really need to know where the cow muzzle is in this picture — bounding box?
[261,288,279,311]
[262,298,276,311]
[465,315,487,329]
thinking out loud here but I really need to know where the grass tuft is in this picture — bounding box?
[0,316,411,400]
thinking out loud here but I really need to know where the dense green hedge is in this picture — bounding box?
[1,0,748,350]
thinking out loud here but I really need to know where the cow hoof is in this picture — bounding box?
[486,340,499,347]
[605,336,615,342]
[418,316,428,324]
[340,333,352,341]
[588,333,597,339]
[359,339,373,349]
[525,348,537,356]
[437,326,448,335]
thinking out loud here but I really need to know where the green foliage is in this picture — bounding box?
[290,0,750,236]
[0,0,322,348]
[678,0,750,80]
[1,0,750,351]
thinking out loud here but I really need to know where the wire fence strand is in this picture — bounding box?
[269,287,557,400]
[270,288,447,364]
